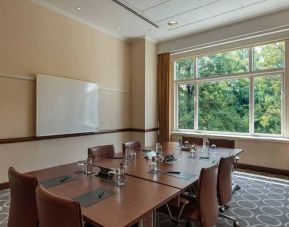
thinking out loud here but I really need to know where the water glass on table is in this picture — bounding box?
[124,148,136,165]
[155,143,163,159]
[149,156,160,173]
[108,163,126,186]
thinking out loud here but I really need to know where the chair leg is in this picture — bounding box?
[219,212,240,227]
[165,202,186,224]
[232,183,241,194]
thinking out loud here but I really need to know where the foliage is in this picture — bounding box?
[178,84,194,129]
[198,79,249,132]
[176,59,194,80]
[198,49,249,77]
[176,42,285,134]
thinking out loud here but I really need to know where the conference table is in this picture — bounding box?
[98,142,243,191]
[28,142,243,227]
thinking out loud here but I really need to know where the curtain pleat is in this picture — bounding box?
[157,53,171,143]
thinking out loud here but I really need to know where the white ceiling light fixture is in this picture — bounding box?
[76,6,81,10]
[168,20,178,27]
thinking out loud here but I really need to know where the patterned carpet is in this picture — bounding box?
[0,172,289,227]
[158,172,289,227]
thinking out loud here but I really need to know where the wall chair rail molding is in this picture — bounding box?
[0,128,159,145]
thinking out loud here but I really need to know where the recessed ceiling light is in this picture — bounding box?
[117,27,121,30]
[76,6,81,10]
[168,20,178,27]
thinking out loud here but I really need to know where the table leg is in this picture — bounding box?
[152,210,157,227]
[137,219,144,227]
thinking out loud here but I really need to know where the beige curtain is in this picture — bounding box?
[157,53,171,143]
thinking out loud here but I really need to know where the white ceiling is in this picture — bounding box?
[32,0,289,43]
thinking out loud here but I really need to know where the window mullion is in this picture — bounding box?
[194,58,198,131]
[249,47,254,135]
[249,76,254,135]
[194,82,199,131]
[175,83,179,131]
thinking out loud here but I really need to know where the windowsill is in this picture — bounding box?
[171,131,289,143]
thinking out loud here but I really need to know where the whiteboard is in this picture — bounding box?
[36,74,99,136]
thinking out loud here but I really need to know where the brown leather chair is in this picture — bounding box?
[122,140,141,153]
[208,138,235,148]
[36,185,84,227]
[209,138,240,170]
[88,144,115,159]
[218,156,239,227]
[8,167,38,227]
[164,165,219,227]
[182,136,203,146]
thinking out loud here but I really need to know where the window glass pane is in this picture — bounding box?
[198,49,249,77]
[254,75,282,134]
[198,79,249,132]
[175,59,195,80]
[253,42,285,71]
[178,84,194,129]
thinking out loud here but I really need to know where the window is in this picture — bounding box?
[174,41,285,136]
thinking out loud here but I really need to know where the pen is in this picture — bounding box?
[60,176,69,183]
[166,171,181,174]
[98,190,105,199]
[199,156,210,159]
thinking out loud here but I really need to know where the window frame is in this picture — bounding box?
[173,43,286,137]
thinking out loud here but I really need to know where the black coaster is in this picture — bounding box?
[40,175,75,188]
[73,188,115,207]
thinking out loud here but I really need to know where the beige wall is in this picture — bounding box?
[145,41,158,130]
[0,0,132,183]
[130,39,158,146]
[130,39,146,129]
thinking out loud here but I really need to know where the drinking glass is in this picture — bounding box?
[150,156,160,172]
[124,148,136,164]
[155,143,163,156]
[77,161,86,173]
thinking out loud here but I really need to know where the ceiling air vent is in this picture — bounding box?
[111,0,159,28]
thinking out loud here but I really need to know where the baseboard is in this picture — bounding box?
[238,163,289,176]
[0,182,9,190]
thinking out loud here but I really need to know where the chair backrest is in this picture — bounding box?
[182,136,203,146]
[122,140,141,153]
[36,185,83,227]
[198,164,218,227]
[8,167,38,227]
[88,144,115,159]
[209,138,235,148]
[217,156,235,206]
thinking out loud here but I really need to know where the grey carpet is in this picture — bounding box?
[158,172,289,227]
[0,172,289,227]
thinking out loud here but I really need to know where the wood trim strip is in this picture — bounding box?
[130,128,159,132]
[0,128,159,145]
[0,182,9,190]
[238,163,289,176]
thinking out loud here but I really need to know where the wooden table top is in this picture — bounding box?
[93,142,243,190]
[28,163,180,227]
